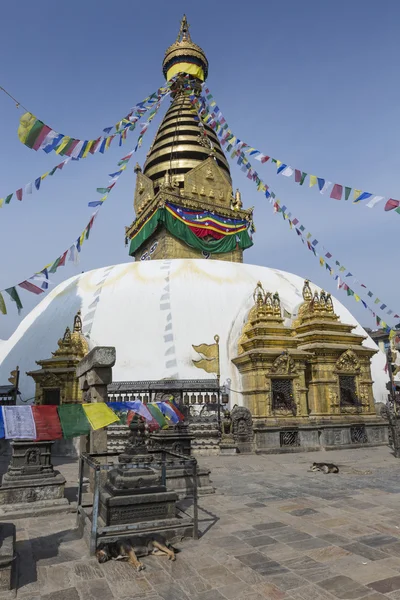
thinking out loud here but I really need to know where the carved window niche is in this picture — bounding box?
[339,375,361,412]
[271,378,297,416]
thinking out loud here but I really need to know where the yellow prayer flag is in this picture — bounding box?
[18,112,37,144]
[306,233,312,239]
[55,136,71,155]
[192,357,218,374]
[79,231,85,247]
[309,175,317,187]
[276,160,282,169]
[354,294,360,302]
[0,199,3,208]
[354,189,361,201]
[389,329,396,340]
[120,165,127,171]
[319,257,325,267]
[105,136,112,150]
[41,172,49,180]
[82,403,119,430]
[82,140,93,158]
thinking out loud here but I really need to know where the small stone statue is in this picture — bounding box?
[221,410,233,440]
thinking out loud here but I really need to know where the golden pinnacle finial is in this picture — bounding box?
[177,14,191,42]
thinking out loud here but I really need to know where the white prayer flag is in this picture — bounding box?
[320,181,332,195]
[39,130,58,151]
[25,182,33,195]
[2,406,36,439]
[71,141,84,159]
[281,167,294,177]
[366,195,384,208]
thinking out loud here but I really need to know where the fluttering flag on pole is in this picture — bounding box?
[192,336,220,375]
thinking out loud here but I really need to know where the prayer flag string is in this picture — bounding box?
[0,401,183,440]
[189,90,399,331]
[201,87,400,215]
[0,96,167,316]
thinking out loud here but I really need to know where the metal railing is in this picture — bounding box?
[77,450,198,555]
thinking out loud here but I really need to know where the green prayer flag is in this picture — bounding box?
[5,194,13,204]
[24,120,45,149]
[0,292,6,315]
[57,404,91,438]
[96,187,109,194]
[300,172,307,186]
[395,207,400,215]
[49,166,58,176]
[345,187,352,201]
[347,288,354,296]
[49,257,61,274]
[5,287,22,314]
[147,404,168,428]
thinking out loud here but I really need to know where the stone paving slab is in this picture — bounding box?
[4,446,400,598]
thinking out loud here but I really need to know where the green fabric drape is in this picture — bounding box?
[129,208,253,256]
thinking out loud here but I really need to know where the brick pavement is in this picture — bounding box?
[3,446,400,599]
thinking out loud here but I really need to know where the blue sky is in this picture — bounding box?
[0,0,399,340]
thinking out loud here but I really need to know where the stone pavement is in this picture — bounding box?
[4,446,400,599]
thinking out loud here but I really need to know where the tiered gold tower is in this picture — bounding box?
[125,16,254,263]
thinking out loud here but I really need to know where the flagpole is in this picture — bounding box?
[214,335,221,427]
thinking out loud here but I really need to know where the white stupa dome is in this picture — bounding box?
[0,259,388,404]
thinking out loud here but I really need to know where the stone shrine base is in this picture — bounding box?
[0,441,71,519]
[253,417,388,453]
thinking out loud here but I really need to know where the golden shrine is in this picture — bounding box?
[27,311,88,405]
[233,280,377,435]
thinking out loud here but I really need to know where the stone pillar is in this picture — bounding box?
[76,347,116,456]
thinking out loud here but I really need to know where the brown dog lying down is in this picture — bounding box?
[96,534,177,571]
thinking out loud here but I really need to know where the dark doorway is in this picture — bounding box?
[43,389,60,406]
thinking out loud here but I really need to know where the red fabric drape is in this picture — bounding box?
[188,226,225,240]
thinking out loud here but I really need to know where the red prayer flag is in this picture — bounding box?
[64,140,79,157]
[19,280,44,295]
[384,198,400,211]
[295,169,302,183]
[261,156,270,164]
[16,189,23,201]
[33,125,52,151]
[32,405,63,440]
[58,250,68,267]
[330,184,343,200]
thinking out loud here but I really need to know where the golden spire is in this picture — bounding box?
[163,15,209,82]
